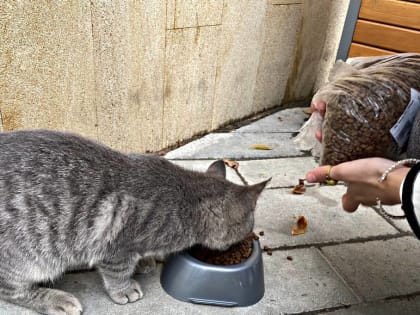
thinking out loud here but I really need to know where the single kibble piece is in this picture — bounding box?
[287,256,293,261]
[259,231,264,236]
[263,245,273,256]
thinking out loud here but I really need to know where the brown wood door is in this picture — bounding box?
[348,0,420,57]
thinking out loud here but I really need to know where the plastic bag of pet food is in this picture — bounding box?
[295,53,420,165]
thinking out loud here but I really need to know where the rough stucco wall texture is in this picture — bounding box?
[1,1,97,138]
[0,0,349,152]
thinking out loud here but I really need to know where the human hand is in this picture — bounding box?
[305,158,410,212]
[310,101,326,142]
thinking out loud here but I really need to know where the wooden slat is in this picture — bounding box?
[353,20,420,53]
[348,43,396,57]
[360,0,420,30]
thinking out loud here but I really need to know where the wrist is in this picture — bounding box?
[386,167,410,204]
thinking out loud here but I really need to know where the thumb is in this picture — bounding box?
[342,193,359,212]
[306,165,332,183]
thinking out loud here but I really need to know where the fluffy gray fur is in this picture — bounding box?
[0,130,268,315]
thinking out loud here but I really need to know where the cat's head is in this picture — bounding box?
[199,160,270,251]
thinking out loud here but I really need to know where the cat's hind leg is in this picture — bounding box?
[0,255,82,315]
[97,256,143,305]
[0,277,82,315]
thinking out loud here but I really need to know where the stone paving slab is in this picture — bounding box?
[169,159,245,185]
[165,132,305,160]
[392,218,414,234]
[326,296,420,315]
[0,266,270,315]
[254,188,399,248]
[376,204,413,233]
[0,248,358,315]
[262,247,358,313]
[321,236,420,302]
[234,107,309,133]
[236,157,318,188]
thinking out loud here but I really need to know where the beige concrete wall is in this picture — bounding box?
[1,1,97,139]
[314,0,351,92]
[283,0,350,102]
[0,0,349,153]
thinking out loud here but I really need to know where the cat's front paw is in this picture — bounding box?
[108,279,143,305]
[135,257,157,274]
[33,288,83,315]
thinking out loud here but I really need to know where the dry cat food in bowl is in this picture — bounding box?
[160,233,264,307]
[189,232,256,265]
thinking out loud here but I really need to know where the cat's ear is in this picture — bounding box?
[247,178,271,198]
[206,160,226,179]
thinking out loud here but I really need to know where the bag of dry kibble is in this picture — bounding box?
[295,53,420,165]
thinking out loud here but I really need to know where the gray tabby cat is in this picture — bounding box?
[0,130,269,315]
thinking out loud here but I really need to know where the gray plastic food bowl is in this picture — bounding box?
[160,240,264,307]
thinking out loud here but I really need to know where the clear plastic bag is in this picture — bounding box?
[296,53,420,165]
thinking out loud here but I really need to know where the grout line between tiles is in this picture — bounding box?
[283,304,352,315]
[266,233,413,252]
[316,247,364,303]
[286,290,420,314]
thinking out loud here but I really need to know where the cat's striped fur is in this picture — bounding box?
[0,130,268,314]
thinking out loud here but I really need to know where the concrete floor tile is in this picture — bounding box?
[237,157,318,188]
[169,159,244,185]
[327,296,420,315]
[58,267,275,315]
[261,248,358,313]
[235,108,308,133]
[254,188,399,248]
[375,204,413,233]
[321,237,420,301]
[0,249,358,315]
[393,218,415,234]
[0,267,271,315]
[165,132,305,159]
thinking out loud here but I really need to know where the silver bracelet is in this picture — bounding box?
[373,158,420,220]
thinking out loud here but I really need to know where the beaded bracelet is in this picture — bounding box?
[372,158,420,220]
